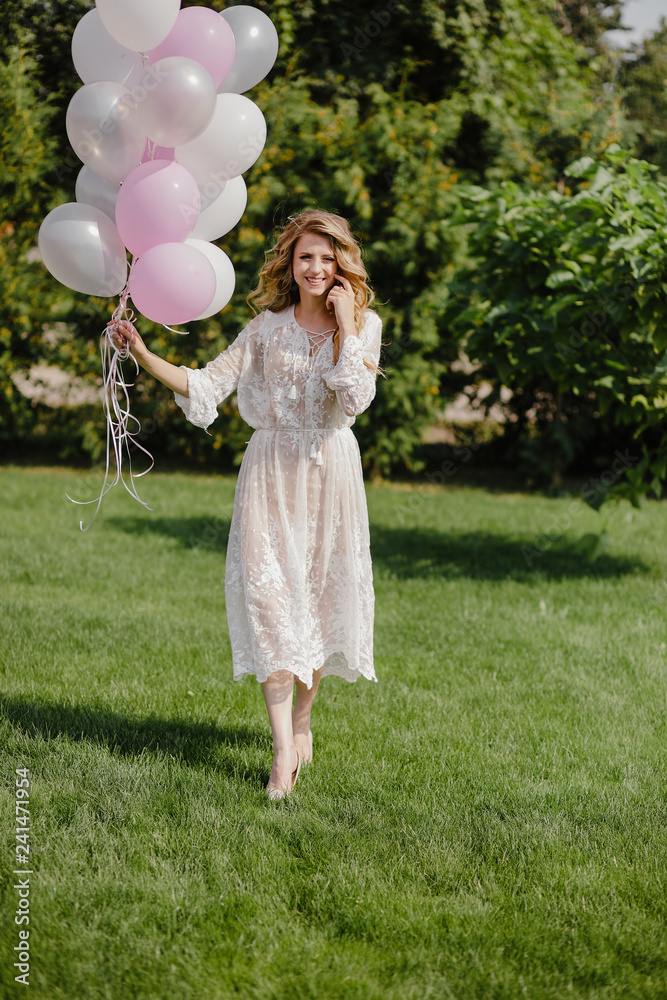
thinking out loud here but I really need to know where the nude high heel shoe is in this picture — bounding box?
[266,750,302,801]
[292,730,313,764]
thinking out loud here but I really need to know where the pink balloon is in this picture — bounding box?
[115,160,200,257]
[148,7,235,90]
[141,140,175,164]
[129,243,215,325]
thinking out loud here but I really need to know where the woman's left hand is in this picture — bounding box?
[326,274,356,334]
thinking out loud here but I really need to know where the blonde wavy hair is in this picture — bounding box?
[248,210,380,371]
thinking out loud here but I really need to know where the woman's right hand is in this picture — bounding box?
[109,319,149,362]
[108,318,188,396]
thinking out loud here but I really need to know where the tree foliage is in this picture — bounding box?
[0,33,64,456]
[621,20,667,175]
[444,147,667,506]
[548,0,625,53]
[0,0,650,480]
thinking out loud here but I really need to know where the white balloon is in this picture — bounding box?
[75,166,120,222]
[95,0,180,53]
[71,9,144,88]
[191,175,248,242]
[66,82,146,183]
[38,203,127,297]
[175,94,266,186]
[136,57,217,148]
[185,240,236,319]
[218,6,279,94]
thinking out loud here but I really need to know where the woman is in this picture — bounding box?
[111,210,383,799]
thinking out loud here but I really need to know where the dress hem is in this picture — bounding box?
[232,666,378,689]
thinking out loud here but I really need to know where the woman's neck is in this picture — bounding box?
[294,296,336,332]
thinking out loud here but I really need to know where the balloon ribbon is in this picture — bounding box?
[66,283,154,530]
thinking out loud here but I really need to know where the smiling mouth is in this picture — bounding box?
[305,277,325,284]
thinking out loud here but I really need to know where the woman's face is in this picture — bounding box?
[292,233,337,300]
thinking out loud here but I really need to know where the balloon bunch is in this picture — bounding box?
[37,1,278,528]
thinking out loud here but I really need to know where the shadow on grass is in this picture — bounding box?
[107,515,231,552]
[370,526,646,581]
[0,694,269,790]
[108,516,647,581]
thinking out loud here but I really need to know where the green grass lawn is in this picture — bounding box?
[1,465,666,1000]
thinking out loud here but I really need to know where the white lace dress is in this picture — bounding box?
[174,303,383,688]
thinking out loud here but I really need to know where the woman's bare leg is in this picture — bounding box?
[262,670,299,790]
[292,666,323,761]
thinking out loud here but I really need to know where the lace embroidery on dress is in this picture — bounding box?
[173,304,383,689]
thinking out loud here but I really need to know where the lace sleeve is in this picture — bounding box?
[174,312,265,430]
[324,311,382,417]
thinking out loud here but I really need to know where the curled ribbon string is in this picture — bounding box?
[162,324,190,335]
[66,278,155,531]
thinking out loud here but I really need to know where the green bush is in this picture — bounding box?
[444,146,667,506]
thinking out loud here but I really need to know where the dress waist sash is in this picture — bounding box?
[249,427,351,466]
[253,427,350,432]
